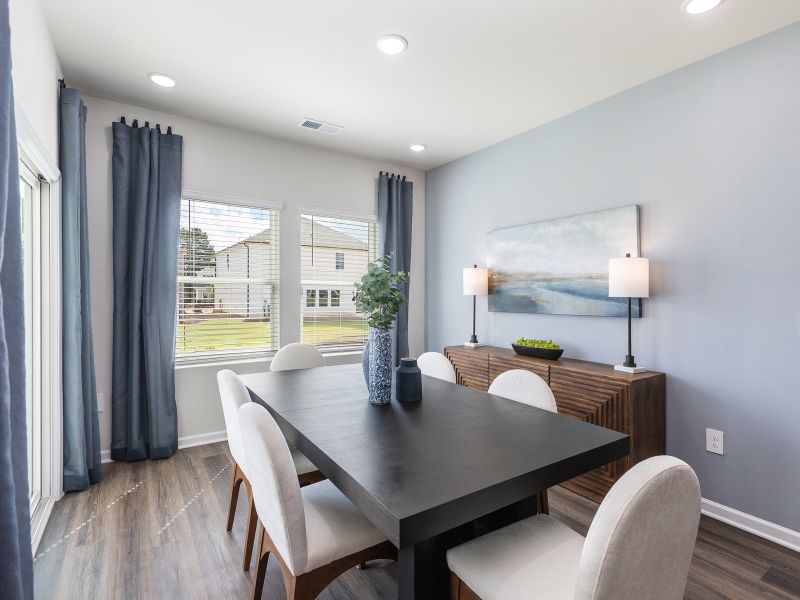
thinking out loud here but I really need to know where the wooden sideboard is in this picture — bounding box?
[444,345,666,502]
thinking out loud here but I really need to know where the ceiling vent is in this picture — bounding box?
[299,118,343,135]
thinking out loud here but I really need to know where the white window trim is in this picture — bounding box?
[17,105,63,555]
[297,204,377,223]
[182,189,283,212]
[175,190,281,367]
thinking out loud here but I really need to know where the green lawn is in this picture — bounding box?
[176,318,368,353]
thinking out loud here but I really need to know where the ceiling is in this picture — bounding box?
[41,0,800,170]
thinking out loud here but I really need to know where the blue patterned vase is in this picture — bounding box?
[368,327,393,406]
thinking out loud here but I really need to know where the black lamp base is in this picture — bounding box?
[623,354,636,368]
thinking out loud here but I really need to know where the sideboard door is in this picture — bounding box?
[549,366,631,502]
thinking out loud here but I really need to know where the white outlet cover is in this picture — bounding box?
[97,392,104,413]
[706,428,724,455]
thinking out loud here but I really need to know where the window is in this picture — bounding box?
[301,213,377,351]
[306,289,316,307]
[177,197,280,361]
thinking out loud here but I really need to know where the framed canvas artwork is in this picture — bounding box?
[487,205,641,317]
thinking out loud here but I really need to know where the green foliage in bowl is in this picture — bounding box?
[515,337,561,350]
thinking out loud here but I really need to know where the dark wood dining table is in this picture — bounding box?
[241,363,629,600]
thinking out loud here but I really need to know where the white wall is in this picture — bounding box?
[9,0,61,159]
[82,95,426,454]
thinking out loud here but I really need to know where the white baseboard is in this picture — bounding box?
[100,430,228,464]
[702,498,800,553]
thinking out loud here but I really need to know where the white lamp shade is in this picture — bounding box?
[463,267,489,296]
[608,256,650,298]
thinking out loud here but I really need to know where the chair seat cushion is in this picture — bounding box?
[300,480,387,573]
[446,514,585,600]
[290,446,318,475]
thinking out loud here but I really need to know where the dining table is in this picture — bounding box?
[240,363,630,600]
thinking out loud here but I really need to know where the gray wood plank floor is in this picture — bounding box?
[34,443,800,599]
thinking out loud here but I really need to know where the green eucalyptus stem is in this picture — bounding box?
[353,255,410,331]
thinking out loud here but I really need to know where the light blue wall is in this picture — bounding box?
[425,23,800,530]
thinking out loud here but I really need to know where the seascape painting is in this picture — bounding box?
[488,205,641,317]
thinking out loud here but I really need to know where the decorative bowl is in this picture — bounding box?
[511,344,564,360]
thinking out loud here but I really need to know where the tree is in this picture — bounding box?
[179,227,216,307]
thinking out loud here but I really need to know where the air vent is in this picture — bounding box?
[299,118,343,135]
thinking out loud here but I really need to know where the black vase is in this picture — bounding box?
[395,358,422,403]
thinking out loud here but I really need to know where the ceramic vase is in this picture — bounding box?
[395,357,422,402]
[368,327,392,406]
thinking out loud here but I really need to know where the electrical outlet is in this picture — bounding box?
[706,428,724,455]
[97,392,104,413]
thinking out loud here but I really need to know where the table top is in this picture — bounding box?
[241,363,629,547]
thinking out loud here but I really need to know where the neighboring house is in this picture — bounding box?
[300,216,370,320]
[194,217,369,320]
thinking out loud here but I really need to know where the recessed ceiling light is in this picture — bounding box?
[148,72,176,88]
[377,35,408,55]
[409,144,426,152]
[682,0,723,15]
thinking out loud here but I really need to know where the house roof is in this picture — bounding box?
[215,216,367,255]
[299,216,368,251]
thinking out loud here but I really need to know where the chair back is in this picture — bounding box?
[271,342,326,371]
[575,455,701,600]
[488,369,557,412]
[239,402,308,575]
[417,352,457,383]
[217,369,251,470]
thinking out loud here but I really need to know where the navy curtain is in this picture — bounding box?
[111,122,182,461]
[0,1,33,597]
[60,88,101,492]
[378,173,413,365]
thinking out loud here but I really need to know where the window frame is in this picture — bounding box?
[175,191,283,366]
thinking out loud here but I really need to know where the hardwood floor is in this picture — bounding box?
[34,443,800,599]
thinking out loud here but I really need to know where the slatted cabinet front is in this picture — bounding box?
[444,345,665,501]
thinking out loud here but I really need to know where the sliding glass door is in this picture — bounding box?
[20,160,43,513]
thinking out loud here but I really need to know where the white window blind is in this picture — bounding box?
[177,198,280,361]
[300,213,377,352]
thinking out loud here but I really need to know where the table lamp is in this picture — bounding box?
[463,265,488,348]
[608,253,649,373]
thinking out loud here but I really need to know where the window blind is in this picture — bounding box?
[177,198,280,361]
[300,213,377,352]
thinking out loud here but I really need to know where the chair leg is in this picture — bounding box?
[243,493,258,571]
[260,524,396,600]
[450,572,482,600]
[252,525,270,600]
[451,572,461,600]
[227,462,244,531]
[537,490,549,515]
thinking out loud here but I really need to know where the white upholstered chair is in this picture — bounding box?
[239,402,396,600]
[417,351,457,383]
[271,343,326,372]
[488,369,558,512]
[447,455,701,600]
[217,370,324,572]
[487,369,558,412]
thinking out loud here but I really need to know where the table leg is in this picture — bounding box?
[398,522,477,600]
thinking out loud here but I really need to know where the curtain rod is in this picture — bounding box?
[379,171,407,181]
[119,116,174,134]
